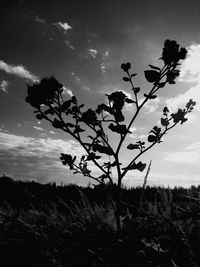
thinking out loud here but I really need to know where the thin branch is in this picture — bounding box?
[127,71,139,108]
[121,123,177,179]
[116,64,170,156]
[39,106,111,179]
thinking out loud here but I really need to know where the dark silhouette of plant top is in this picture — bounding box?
[26,39,196,232]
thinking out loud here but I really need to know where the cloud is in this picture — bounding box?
[82,86,91,91]
[88,49,98,58]
[0,80,9,93]
[122,90,132,100]
[121,90,135,110]
[0,131,84,159]
[130,172,200,188]
[0,125,9,133]
[166,151,200,165]
[0,131,103,184]
[128,126,147,139]
[166,141,200,165]
[138,134,148,139]
[139,97,160,113]
[166,43,200,113]
[102,50,109,59]
[179,44,200,83]
[186,141,200,150]
[53,21,72,32]
[70,72,81,83]
[100,50,110,73]
[103,88,134,110]
[166,84,200,112]
[128,126,137,138]
[0,60,38,82]
[64,40,74,50]
[100,62,107,72]
[33,126,44,131]
[35,16,46,24]
[63,86,73,97]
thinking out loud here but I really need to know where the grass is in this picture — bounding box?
[0,175,200,267]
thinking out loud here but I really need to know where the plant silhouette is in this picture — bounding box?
[26,39,196,233]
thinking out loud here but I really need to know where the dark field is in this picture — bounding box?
[0,176,200,267]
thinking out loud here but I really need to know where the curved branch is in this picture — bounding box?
[116,64,170,156]
[39,106,112,179]
[121,123,177,179]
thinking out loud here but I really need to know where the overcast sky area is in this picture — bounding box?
[0,0,200,187]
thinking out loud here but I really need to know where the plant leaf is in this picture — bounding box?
[123,77,130,82]
[108,123,127,134]
[98,174,109,179]
[73,125,85,134]
[60,100,71,112]
[127,144,140,150]
[65,123,74,128]
[148,64,161,71]
[129,161,146,172]
[158,82,166,88]
[161,117,169,127]
[86,153,96,161]
[144,70,160,83]
[147,134,157,143]
[44,108,54,115]
[36,114,44,120]
[52,119,64,128]
[121,63,131,72]
[144,94,157,99]
[125,98,135,104]
[134,87,140,93]
[148,95,157,99]
[131,73,137,77]
[93,144,113,156]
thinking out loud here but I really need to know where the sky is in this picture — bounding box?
[0,0,200,187]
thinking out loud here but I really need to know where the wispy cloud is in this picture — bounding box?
[82,86,91,91]
[166,151,200,165]
[166,43,200,113]
[124,171,200,188]
[100,62,108,72]
[0,80,9,93]
[53,21,72,33]
[166,141,200,165]
[64,40,74,50]
[0,131,99,184]
[139,97,161,113]
[70,72,81,83]
[63,86,73,97]
[102,50,109,59]
[0,131,84,159]
[35,16,46,24]
[179,43,200,83]
[166,84,200,113]
[88,48,98,58]
[33,126,44,131]
[100,50,110,73]
[128,126,146,139]
[121,90,135,111]
[0,60,38,82]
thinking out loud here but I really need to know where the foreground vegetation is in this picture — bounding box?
[0,176,200,267]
